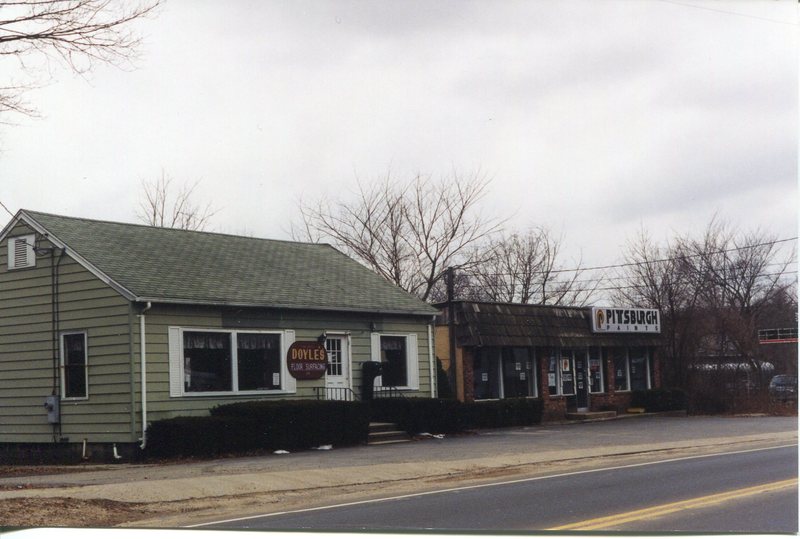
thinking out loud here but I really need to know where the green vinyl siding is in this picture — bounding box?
[136,305,435,423]
[0,223,134,444]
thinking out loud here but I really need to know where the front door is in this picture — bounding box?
[325,335,351,400]
[575,353,589,411]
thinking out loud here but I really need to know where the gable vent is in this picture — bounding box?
[8,235,35,269]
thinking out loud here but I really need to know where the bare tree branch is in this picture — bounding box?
[294,170,502,301]
[136,170,219,231]
[464,228,598,306]
[0,0,160,118]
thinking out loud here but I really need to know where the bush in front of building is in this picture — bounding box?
[462,398,544,428]
[211,399,371,450]
[370,398,467,434]
[370,397,543,435]
[143,400,371,459]
[630,388,688,412]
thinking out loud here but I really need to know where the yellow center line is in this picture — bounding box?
[548,478,798,531]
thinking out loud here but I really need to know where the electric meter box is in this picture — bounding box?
[44,395,60,424]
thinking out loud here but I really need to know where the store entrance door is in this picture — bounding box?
[325,335,351,400]
[575,355,589,411]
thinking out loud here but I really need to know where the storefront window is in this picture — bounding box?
[473,348,501,399]
[180,330,285,394]
[501,347,537,398]
[237,333,281,390]
[613,349,630,391]
[184,331,232,392]
[547,352,559,395]
[629,347,650,391]
[588,347,603,393]
[560,350,575,395]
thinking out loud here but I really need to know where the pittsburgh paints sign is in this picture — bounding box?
[591,307,660,334]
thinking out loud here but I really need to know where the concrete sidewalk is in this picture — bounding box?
[0,416,795,505]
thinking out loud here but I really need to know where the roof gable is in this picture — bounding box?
[11,210,438,316]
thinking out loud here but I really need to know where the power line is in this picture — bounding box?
[471,264,799,291]
[459,236,798,278]
[656,0,799,26]
[458,270,798,296]
[0,200,15,219]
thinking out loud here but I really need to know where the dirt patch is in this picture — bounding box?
[0,497,150,527]
[0,465,111,478]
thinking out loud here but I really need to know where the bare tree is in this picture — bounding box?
[0,0,160,118]
[614,228,703,387]
[464,228,598,306]
[294,171,502,301]
[137,171,218,231]
[678,219,795,371]
[617,219,796,403]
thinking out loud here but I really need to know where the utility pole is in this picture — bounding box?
[446,267,457,390]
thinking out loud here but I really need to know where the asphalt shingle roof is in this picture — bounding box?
[19,210,438,316]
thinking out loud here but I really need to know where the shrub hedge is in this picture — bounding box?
[630,388,688,412]
[144,400,370,459]
[370,397,543,434]
[144,397,545,459]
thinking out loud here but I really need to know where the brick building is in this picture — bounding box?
[435,302,662,421]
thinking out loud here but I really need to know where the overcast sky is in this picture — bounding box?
[0,0,797,272]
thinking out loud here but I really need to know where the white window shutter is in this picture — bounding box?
[283,330,296,393]
[370,332,382,386]
[168,327,182,397]
[407,333,419,390]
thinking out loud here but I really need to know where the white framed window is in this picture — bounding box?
[371,333,419,390]
[61,332,88,400]
[168,327,296,397]
[7,235,35,270]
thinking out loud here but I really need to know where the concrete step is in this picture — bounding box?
[368,422,411,445]
[565,411,617,421]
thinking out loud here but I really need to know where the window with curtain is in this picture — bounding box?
[237,333,281,390]
[183,331,232,392]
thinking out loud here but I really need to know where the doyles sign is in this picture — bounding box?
[592,307,660,334]
[287,341,328,380]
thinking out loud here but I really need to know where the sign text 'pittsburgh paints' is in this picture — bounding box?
[287,341,328,380]
[591,307,660,334]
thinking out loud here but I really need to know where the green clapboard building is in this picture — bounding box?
[0,210,439,460]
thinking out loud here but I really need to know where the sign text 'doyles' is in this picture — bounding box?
[287,341,328,380]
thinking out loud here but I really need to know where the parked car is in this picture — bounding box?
[768,375,797,402]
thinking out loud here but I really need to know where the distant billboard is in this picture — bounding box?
[591,307,660,334]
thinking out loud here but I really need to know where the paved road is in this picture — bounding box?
[1,415,794,492]
[204,443,798,533]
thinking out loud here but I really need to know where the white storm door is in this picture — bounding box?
[325,335,350,397]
